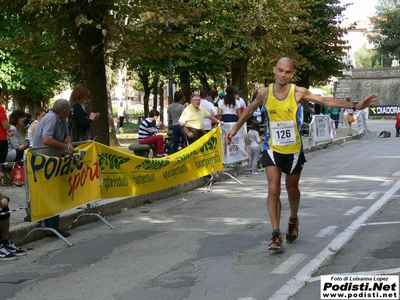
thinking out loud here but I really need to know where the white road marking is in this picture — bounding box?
[271,254,307,274]
[343,206,364,216]
[270,179,400,300]
[365,191,379,200]
[362,221,400,226]
[381,180,393,186]
[315,226,337,238]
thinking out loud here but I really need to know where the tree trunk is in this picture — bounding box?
[138,70,151,117]
[66,0,111,146]
[11,91,25,111]
[231,57,249,103]
[199,71,210,91]
[159,81,166,124]
[179,68,191,103]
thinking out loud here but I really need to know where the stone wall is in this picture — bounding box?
[335,67,400,105]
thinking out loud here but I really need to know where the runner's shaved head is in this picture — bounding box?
[276,57,294,70]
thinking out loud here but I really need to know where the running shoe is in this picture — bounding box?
[267,232,283,250]
[0,246,17,261]
[286,218,299,244]
[2,239,26,256]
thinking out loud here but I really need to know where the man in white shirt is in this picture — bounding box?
[235,91,246,113]
[118,101,125,129]
[200,90,217,132]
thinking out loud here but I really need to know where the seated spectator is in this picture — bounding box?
[138,110,166,158]
[0,192,26,260]
[6,110,29,162]
[179,94,222,144]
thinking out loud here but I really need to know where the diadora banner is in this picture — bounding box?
[369,105,400,116]
[26,127,223,222]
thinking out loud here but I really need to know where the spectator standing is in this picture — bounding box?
[6,110,29,162]
[118,101,125,129]
[200,90,217,132]
[253,105,263,123]
[138,110,166,158]
[235,90,247,113]
[167,91,186,154]
[330,107,340,129]
[214,91,225,108]
[343,98,354,136]
[32,99,74,237]
[28,108,47,144]
[0,88,11,182]
[0,192,26,260]
[247,119,262,175]
[225,57,377,251]
[179,94,223,144]
[217,85,242,122]
[396,112,400,137]
[69,83,100,142]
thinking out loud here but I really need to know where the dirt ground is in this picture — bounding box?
[114,136,137,154]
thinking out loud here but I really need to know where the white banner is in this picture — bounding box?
[309,115,336,148]
[357,111,367,134]
[220,123,249,165]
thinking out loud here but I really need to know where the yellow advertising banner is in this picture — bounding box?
[26,127,223,222]
[95,127,223,198]
[26,142,102,222]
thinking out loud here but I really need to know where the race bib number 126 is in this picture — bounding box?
[271,121,296,146]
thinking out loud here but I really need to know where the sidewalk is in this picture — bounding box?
[6,124,357,246]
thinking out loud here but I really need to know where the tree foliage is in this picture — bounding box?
[370,1,400,65]
[354,48,381,68]
[0,0,353,144]
[292,0,350,88]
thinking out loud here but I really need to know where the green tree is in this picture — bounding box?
[292,0,350,88]
[353,48,381,68]
[370,1,400,67]
[0,11,69,111]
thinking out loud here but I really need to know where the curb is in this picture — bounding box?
[10,167,239,246]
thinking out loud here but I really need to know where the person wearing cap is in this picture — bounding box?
[214,91,225,108]
[0,88,11,182]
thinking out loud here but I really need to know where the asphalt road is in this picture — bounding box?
[1,120,399,300]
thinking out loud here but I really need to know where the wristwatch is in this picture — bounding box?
[352,101,358,111]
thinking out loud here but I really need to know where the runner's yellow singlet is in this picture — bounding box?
[264,84,302,154]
